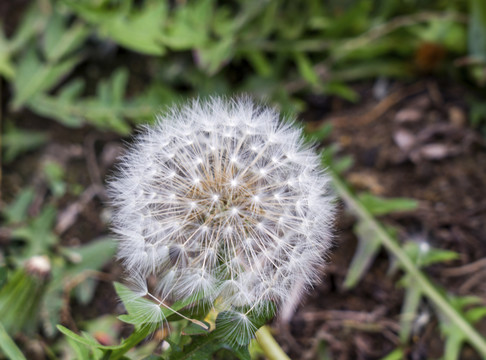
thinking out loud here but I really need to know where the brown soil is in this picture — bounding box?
[275,80,486,360]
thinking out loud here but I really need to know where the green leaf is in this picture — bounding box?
[57,325,108,350]
[379,349,404,360]
[0,321,26,360]
[469,0,486,61]
[245,51,273,77]
[66,336,91,360]
[196,37,234,75]
[181,321,210,336]
[358,193,418,216]
[305,123,333,143]
[10,7,87,109]
[322,82,359,102]
[332,155,354,174]
[65,238,116,276]
[168,331,250,360]
[67,0,167,55]
[0,269,46,334]
[0,3,46,79]
[399,280,422,343]
[343,220,382,289]
[9,3,48,54]
[11,205,57,257]
[43,15,89,63]
[438,294,486,360]
[294,52,319,87]
[0,267,7,290]
[162,0,213,50]
[28,69,158,133]
[57,325,128,353]
[2,187,35,224]
[0,30,15,79]
[403,242,459,268]
[43,160,66,197]
[12,48,81,110]
[2,124,48,163]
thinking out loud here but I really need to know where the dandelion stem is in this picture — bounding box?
[329,169,486,358]
[256,325,291,360]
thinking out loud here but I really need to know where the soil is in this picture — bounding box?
[275,80,486,360]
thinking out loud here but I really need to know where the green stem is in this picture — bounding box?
[256,325,291,360]
[329,169,486,358]
[109,325,153,360]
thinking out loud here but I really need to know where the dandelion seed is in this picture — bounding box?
[108,96,335,342]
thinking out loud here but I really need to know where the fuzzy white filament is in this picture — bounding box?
[108,97,334,340]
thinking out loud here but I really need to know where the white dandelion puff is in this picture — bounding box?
[108,96,335,342]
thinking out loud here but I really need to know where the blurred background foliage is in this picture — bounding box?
[1,0,486,359]
[0,0,482,138]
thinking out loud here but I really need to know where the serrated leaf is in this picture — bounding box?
[43,13,88,63]
[162,0,213,50]
[65,238,116,275]
[67,0,167,55]
[358,193,418,216]
[9,3,48,54]
[13,48,81,109]
[0,3,45,79]
[2,187,35,224]
[343,219,382,289]
[28,69,159,133]
[2,124,48,163]
[11,205,58,258]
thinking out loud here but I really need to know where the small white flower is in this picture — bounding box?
[108,97,334,341]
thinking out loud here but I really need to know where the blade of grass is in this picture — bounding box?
[328,168,486,358]
[0,321,27,360]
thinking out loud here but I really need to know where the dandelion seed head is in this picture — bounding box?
[108,96,335,322]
